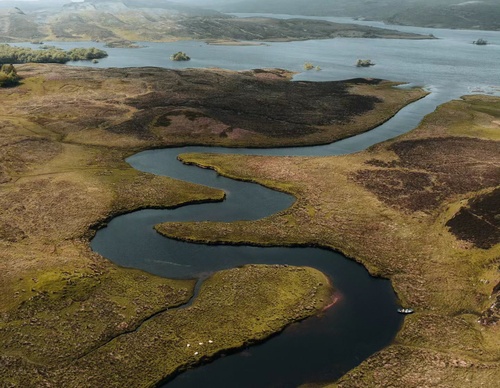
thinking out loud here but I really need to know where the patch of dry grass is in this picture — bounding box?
[50,265,331,387]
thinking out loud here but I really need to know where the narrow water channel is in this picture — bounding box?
[89,91,452,387]
[38,13,499,384]
[91,159,402,387]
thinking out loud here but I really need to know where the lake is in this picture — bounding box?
[13,16,500,103]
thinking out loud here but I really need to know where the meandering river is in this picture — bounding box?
[29,15,499,387]
[90,86,442,387]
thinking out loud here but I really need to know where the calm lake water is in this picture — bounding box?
[15,14,499,387]
[14,16,500,103]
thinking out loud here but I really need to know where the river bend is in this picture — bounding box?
[87,18,500,387]
[89,92,448,387]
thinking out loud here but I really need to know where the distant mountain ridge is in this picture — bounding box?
[388,2,500,30]
[62,1,129,12]
[217,0,500,30]
[0,0,431,44]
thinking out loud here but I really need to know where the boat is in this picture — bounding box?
[397,308,414,314]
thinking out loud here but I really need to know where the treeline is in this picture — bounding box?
[0,64,20,87]
[0,45,108,64]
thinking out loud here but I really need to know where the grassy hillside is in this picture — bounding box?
[218,0,500,30]
[388,2,500,30]
[0,64,343,386]
[0,0,431,44]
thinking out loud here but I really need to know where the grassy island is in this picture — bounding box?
[0,44,108,64]
[473,38,488,45]
[356,59,375,67]
[170,51,191,61]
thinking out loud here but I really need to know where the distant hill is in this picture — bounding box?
[62,0,220,16]
[0,7,43,41]
[388,2,500,30]
[0,0,431,44]
[216,0,500,30]
[216,0,403,18]
[0,1,67,12]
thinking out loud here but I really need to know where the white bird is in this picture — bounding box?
[208,340,213,344]
[194,352,199,356]
[186,344,190,347]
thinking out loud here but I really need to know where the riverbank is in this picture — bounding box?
[157,95,500,387]
[1,63,406,386]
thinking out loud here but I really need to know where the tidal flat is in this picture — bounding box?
[0,64,422,386]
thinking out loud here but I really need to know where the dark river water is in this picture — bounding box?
[15,14,499,387]
[91,85,443,387]
[93,143,404,387]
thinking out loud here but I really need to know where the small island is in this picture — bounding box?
[303,62,321,71]
[356,59,375,67]
[104,40,142,49]
[473,38,488,45]
[170,51,191,61]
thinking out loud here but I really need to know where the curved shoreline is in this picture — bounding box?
[102,90,435,383]
[154,267,336,388]
[94,132,407,385]
[144,95,500,387]
[86,194,226,240]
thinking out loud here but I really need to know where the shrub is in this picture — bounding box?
[0,64,20,87]
[473,38,488,45]
[356,59,375,67]
[303,62,314,70]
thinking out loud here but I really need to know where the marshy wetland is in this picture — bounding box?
[0,64,420,387]
[1,19,500,388]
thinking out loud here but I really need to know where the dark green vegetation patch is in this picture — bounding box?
[0,64,20,87]
[170,51,190,61]
[446,188,500,249]
[121,69,381,138]
[356,137,500,212]
[0,44,107,64]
